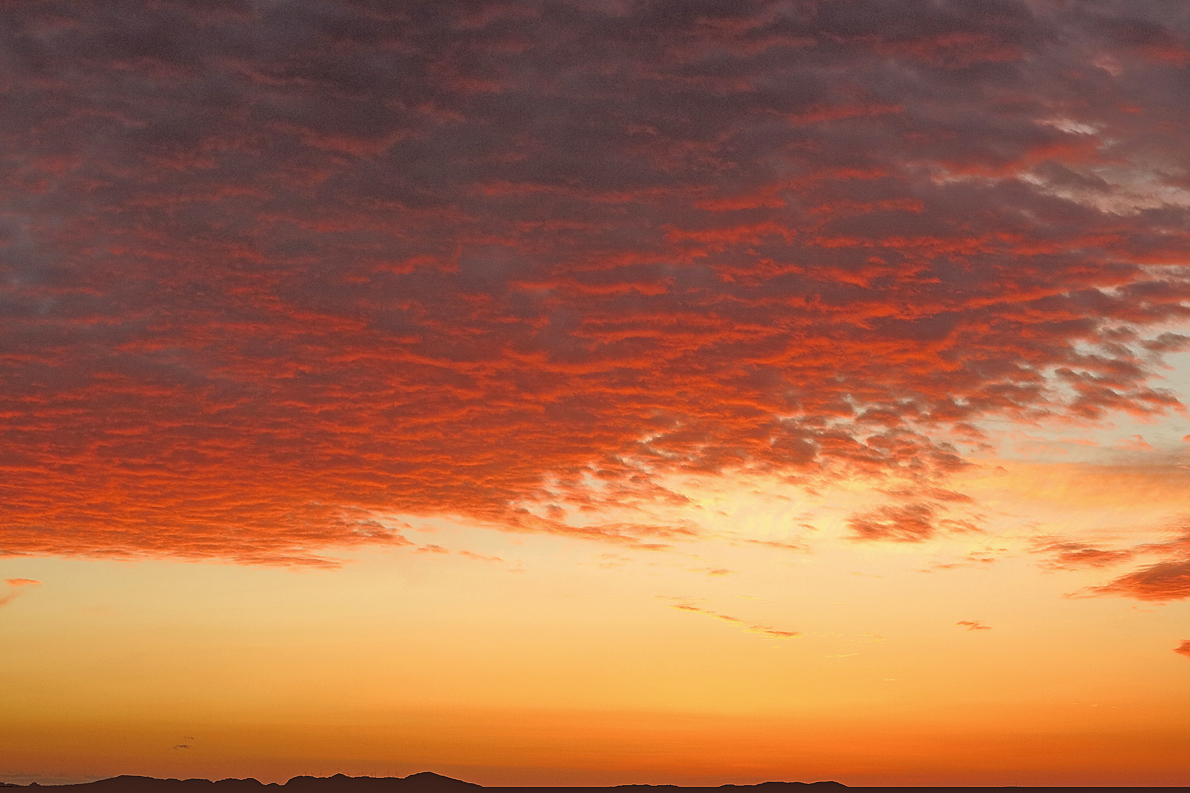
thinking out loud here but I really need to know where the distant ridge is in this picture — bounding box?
[5,775,1174,792]
[5,773,481,792]
[0,775,845,792]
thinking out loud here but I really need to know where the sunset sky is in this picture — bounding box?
[2,0,1190,787]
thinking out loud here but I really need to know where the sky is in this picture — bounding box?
[2,0,1190,787]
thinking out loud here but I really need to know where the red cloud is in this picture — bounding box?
[1,2,1189,563]
[1034,541,1135,570]
[848,496,979,543]
[956,620,991,631]
[850,503,939,543]
[0,578,41,608]
[1061,527,1190,602]
[1087,561,1190,602]
[1115,435,1154,452]
[1175,640,1190,659]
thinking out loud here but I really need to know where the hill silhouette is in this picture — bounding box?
[0,774,846,792]
[0,774,1174,792]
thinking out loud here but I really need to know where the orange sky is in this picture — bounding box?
[1,0,1189,786]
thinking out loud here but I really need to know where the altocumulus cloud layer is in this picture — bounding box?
[3,0,1190,565]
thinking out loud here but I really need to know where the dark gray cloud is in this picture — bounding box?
[1,1,1189,562]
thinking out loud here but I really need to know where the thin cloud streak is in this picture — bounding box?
[670,602,799,639]
[1086,561,1190,602]
[1061,527,1190,602]
[0,578,41,608]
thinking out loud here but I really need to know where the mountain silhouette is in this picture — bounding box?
[6,774,1169,792]
[0,774,846,792]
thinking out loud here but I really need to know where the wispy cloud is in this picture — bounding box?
[0,578,41,609]
[668,601,799,639]
[1032,541,1136,570]
[849,500,980,543]
[457,550,505,563]
[1069,527,1190,602]
[1084,561,1190,602]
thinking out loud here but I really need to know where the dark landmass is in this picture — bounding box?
[0,772,1180,792]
